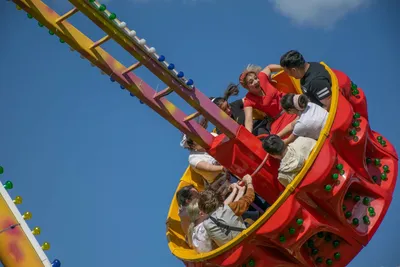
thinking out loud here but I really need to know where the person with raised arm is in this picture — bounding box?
[238,64,297,136]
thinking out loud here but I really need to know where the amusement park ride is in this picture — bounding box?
[1,0,398,266]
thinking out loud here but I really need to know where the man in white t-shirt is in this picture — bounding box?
[262,134,316,187]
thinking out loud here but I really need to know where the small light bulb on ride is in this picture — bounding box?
[119,22,126,28]
[128,30,136,37]
[32,227,41,236]
[138,39,146,45]
[4,181,13,190]
[23,211,32,220]
[13,196,23,205]
[148,47,156,53]
[42,242,51,251]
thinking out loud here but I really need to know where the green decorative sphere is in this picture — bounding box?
[109,13,117,20]
[325,184,332,192]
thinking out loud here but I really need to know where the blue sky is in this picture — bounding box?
[0,0,399,266]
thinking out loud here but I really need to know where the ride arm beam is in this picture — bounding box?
[12,0,214,148]
[68,0,239,139]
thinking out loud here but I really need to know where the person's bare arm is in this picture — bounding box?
[234,185,246,202]
[195,162,224,173]
[224,187,238,205]
[261,64,283,78]
[283,134,298,146]
[228,175,255,216]
[244,107,254,133]
[277,117,298,138]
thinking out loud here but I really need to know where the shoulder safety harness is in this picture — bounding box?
[209,216,246,236]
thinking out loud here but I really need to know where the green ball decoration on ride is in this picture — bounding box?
[316,257,323,264]
[296,218,304,226]
[317,232,324,238]
[351,82,357,90]
[381,140,387,146]
[325,184,332,192]
[3,181,13,190]
[336,164,343,171]
[340,169,345,175]
[383,165,389,172]
[59,39,65,43]
[324,234,332,242]
[332,173,339,180]
[334,252,341,260]
[109,13,117,20]
[345,192,352,199]
[342,204,346,211]
[345,211,352,219]
[89,0,95,2]
[377,136,383,142]
[38,22,44,27]
[353,195,361,202]
[368,207,374,213]
[352,89,359,96]
[0,166,3,174]
[363,216,370,225]
[352,120,360,127]
[372,176,377,183]
[326,259,333,265]
[289,227,295,235]
[27,13,33,19]
[312,248,319,255]
[332,240,340,248]
[370,211,376,217]
[98,4,106,11]
[248,259,255,267]
[362,197,370,206]
[349,129,357,136]
[353,112,361,119]
[352,218,359,226]
[366,157,372,164]
[381,173,387,181]
[307,240,314,248]
[374,158,381,166]
[279,235,286,243]
[49,30,55,35]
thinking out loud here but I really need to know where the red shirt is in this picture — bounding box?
[243,72,283,118]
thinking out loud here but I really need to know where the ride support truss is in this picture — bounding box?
[11,0,241,149]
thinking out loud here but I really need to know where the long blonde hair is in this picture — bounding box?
[186,199,201,247]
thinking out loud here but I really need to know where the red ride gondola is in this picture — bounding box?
[166,64,398,267]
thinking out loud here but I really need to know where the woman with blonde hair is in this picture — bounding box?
[238,64,297,136]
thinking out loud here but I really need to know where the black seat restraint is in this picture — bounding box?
[209,216,246,236]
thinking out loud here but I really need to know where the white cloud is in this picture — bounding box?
[269,0,370,28]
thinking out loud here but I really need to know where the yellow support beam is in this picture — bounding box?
[11,0,214,148]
